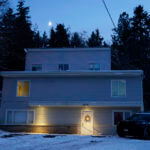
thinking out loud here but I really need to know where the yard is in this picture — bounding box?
[0,130,150,150]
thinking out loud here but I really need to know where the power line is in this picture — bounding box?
[102,0,116,29]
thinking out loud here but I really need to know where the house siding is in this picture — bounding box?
[1,76,142,104]
[0,106,140,135]
[25,49,111,71]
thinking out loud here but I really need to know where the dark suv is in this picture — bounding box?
[117,113,150,138]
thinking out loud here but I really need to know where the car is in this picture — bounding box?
[117,113,150,138]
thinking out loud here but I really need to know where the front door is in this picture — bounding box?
[81,110,93,135]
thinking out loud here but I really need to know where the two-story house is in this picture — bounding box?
[0,48,143,135]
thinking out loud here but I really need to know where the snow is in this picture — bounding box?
[0,130,150,150]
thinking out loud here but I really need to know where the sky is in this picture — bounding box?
[11,0,150,43]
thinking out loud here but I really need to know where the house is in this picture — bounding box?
[0,48,143,135]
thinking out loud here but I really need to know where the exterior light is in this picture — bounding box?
[85,115,91,122]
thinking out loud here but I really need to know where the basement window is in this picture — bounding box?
[113,111,131,125]
[6,110,34,124]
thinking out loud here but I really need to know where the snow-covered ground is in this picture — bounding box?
[0,130,150,150]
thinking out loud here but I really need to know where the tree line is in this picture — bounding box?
[0,0,150,109]
[0,0,106,71]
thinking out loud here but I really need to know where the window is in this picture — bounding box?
[58,64,69,71]
[6,110,34,124]
[17,81,30,97]
[113,111,131,125]
[111,80,126,97]
[89,63,100,70]
[32,64,42,71]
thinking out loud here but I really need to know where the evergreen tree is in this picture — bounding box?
[70,32,85,47]
[87,29,103,47]
[112,5,150,109]
[12,0,33,70]
[49,27,56,47]
[55,24,70,47]
[0,8,16,70]
[42,31,48,48]
[33,30,42,48]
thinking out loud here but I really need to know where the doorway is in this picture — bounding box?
[81,110,93,135]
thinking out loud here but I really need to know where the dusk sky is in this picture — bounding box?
[11,0,150,43]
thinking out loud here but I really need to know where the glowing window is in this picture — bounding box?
[17,81,30,97]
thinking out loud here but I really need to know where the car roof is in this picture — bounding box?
[136,113,150,115]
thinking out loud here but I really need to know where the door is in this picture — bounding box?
[81,111,93,135]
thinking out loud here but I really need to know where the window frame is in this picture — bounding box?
[111,80,126,97]
[88,63,100,71]
[5,109,35,125]
[112,110,132,126]
[16,80,31,97]
[32,64,42,71]
[58,64,69,71]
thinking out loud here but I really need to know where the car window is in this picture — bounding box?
[130,114,150,121]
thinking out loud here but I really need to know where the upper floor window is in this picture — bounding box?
[111,80,126,97]
[58,64,69,71]
[32,64,42,71]
[89,63,100,70]
[17,81,30,97]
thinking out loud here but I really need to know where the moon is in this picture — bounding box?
[48,21,52,27]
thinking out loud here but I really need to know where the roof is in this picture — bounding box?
[25,48,110,52]
[0,70,143,77]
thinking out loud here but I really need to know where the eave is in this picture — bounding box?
[0,70,143,78]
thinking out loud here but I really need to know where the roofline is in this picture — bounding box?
[24,48,110,52]
[0,70,143,77]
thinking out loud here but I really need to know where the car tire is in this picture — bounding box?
[143,127,149,138]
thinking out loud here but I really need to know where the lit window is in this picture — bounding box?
[113,111,131,125]
[6,110,34,124]
[17,81,30,97]
[32,64,42,71]
[111,80,126,97]
[58,64,69,71]
[89,63,100,70]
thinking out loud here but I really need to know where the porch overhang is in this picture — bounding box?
[29,101,143,108]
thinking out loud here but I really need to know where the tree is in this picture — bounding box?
[87,29,103,47]
[0,8,16,70]
[55,24,70,47]
[111,12,132,69]
[33,30,42,48]
[70,32,85,47]
[49,24,70,48]
[49,27,56,47]
[111,5,150,109]
[42,31,48,48]
[12,0,34,70]
[0,0,9,19]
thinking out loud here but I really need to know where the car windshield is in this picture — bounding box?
[129,114,150,121]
